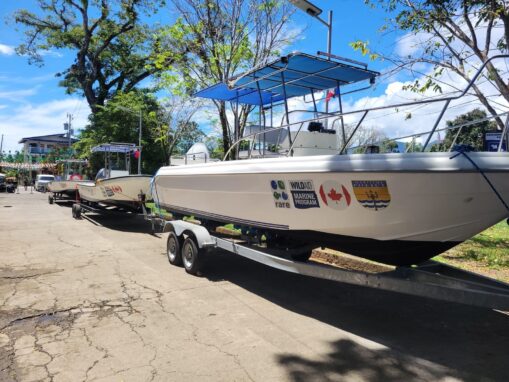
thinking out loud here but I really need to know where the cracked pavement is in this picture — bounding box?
[1,189,508,381]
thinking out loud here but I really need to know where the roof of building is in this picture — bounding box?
[19,133,78,144]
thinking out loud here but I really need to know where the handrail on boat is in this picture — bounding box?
[346,110,509,154]
[223,54,509,160]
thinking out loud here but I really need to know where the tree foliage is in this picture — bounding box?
[13,0,177,112]
[153,0,296,158]
[74,91,167,175]
[433,108,497,151]
[154,96,205,163]
[354,0,509,129]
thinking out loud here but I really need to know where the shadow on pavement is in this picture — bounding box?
[77,212,155,234]
[202,250,508,381]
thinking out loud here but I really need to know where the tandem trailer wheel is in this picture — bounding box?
[166,231,183,266]
[182,236,203,275]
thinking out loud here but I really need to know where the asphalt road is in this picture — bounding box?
[0,189,508,381]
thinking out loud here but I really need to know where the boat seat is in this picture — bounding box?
[308,121,323,132]
[308,121,336,134]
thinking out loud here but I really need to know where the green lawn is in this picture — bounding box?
[436,220,509,270]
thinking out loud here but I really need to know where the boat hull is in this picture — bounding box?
[48,180,93,195]
[77,176,152,210]
[153,152,509,265]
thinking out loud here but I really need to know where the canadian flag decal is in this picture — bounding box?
[319,182,351,210]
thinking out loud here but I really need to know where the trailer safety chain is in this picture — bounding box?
[450,145,509,213]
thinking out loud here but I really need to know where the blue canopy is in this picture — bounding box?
[195,52,379,106]
[91,143,137,153]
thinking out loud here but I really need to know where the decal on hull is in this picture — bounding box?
[352,180,391,211]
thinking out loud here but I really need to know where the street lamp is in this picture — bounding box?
[116,106,142,174]
[289,0,332,58]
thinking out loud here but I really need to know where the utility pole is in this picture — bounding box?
[0,134,3,160]
[289,0,333,125]
[66,113,73,149]
[115,106,142,174]
[138,109,142,175]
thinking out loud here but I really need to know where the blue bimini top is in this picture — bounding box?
[195,52,379,106]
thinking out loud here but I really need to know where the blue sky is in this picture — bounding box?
[0,0,399,154]
[0,1,503,154]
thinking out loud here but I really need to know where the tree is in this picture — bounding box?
[435,108,497,151]
[354,0,509,129]
[153,0,296,158]
[74,91,167,174]
[3,151,24,163]
[154,96,205,164]
[13,0,179,112]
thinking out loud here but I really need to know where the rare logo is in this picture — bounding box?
[270,180,290,208]
[351,180,391,211]
[319,181,351,210]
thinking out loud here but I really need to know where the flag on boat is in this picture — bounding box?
[325,87,340,103]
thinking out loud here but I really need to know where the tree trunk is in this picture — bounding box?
[218,102,231,159]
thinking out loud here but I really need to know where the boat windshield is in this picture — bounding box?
[95,168,106,180]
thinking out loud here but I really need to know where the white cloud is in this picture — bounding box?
[0,73,55,85]
[0,98,90,153]
[39,49,64,58]
[0,43,15,56]
[0,86,40,101]
[395,32,431,57]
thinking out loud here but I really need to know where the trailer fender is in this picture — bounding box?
[162,220,215,249]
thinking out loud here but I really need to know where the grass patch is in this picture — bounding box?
[436,220,509,269]
[145,202,172,218]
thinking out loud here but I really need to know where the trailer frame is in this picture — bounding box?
[161,220,509,311]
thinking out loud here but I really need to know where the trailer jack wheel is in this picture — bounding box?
[167,231,183,266]
[48,195,54,205]
[182,236,202,275]
[72,204,82,219]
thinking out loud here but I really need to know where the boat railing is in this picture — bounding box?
[347,110,509,154]
[170,151,209,164]
[224,54,509,160]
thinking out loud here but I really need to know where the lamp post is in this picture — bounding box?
[116,106,142,174]
[288,0,332,59]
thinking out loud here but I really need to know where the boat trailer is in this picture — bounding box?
[162,220,509,311]
[71,193,148,220]
[48,190,78,205]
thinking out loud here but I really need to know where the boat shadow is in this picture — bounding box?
[80,213,155,234]
[202,250,509,381]
[53,199,157,233]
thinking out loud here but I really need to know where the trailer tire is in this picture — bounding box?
[48,195,54,204]
[167,231,183,266]
[182,236,202,275]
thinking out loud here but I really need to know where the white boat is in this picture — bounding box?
[48,159,93,198]
[153,52,509,266]
[77,143,151,211]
